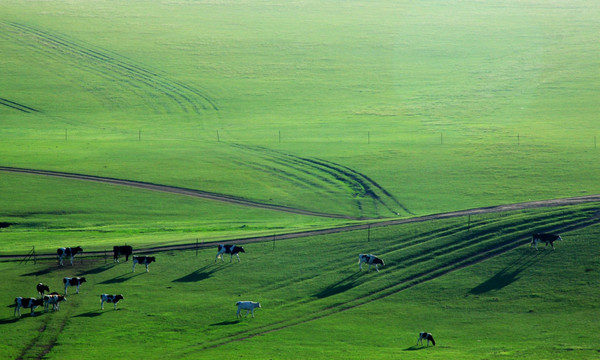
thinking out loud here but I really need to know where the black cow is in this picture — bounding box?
[531,233,562,250]
[57,246,83,266]
[132,256,155,273]
[358,254,385,272]
[215,244,245,263]
[101,294,124,310]
[63,277,86,294]
[417,332,436,346]
[113,245,133,262]
[37,283,50,297]
[14,297,44,317]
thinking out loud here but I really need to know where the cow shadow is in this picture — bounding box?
[74,311,104,318]
[403,346,427,351]
[172,264,223,283]
[77,264,113,276]
[314,273,361,299]
[20,267,55,277]
[0,317,21,324]
[469,251,548,295]
[99,272,142,284]
[209,320,240,326]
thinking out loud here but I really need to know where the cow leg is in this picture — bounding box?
[132,263,136,272]
[101,300,105,310]
[235,253,241,262]
[551,241,555,250]
[251,309,254,318]
[236,307,241,318]
[229,254,233,263]
[145,263,149,272]
[375,264,379,273]
[359,261,363,271]
[70,255,74,266]
[114,302,117,310]
[76,285,80,294]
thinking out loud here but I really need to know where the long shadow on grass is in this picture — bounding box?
[210,320,240,326]
[99,272,143,284]
[313,273,362,299]
[77,264,114,276]
[74,311,104,318]
[172,264,223,283]
[403,346,427,351]
[469,251,549,295]
[20,267,55,277]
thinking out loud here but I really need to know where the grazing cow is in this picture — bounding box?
[215,244,245,263]
[37,283,50,297]
[43,294,66,312]
[531,233,562,250]
[63,277,86,295]
[417,332,436,346]
[236,301,261,318]
[358,254,385,272]
[100,294,124,310]
[113,245,133,262]
[132,256,155,272]
[14,297,44,317]
[57,246,83,266]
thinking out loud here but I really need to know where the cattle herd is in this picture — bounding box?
[13,233,564,347]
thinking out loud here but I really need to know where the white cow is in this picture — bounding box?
[236,301,261,318]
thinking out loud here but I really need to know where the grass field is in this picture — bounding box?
[1,0,599,358]
[1,206,599,359]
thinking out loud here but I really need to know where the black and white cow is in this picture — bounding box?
[43,293,67,312]
[63,277,86,295]
[417,332,436,346]
[57,246,83,266]
[531,233,562,250]
[236,301,261,318]
[215,244,245,263]
[132,256,155,273]
[101,294,124,310]
[113,245,133,262]
[14,297,44,317]
[37,283,50,297]
[358,254,385,272]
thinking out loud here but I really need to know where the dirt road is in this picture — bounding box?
[1,166,599,258]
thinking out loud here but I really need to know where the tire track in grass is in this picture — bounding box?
[194,213,600,351]
[0,98,40,113]
[1,22,218,114]
[0,166,359,220]
[230,144,413,217]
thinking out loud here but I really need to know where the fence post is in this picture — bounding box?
[33,246,36,265]
[196,239,199,257]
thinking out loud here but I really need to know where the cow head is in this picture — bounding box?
[238,246,245,253]
[374,258,385,266]
[147,257,156,264]
[73,246,83,254]
[79,277,87,283]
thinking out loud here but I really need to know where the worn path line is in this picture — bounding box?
[0,166,359,220]
[1,166,599,260]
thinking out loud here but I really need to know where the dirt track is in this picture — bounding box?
[1,165,600,258]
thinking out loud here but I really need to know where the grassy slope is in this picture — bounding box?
[0,172,347,255]
[1,206,598,359]
[0,0,599,218]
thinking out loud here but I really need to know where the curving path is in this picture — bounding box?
[1,165,599,258]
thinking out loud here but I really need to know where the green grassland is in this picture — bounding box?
[1,0,599,218]
[1,0,599,359]
[1,207,598,359]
